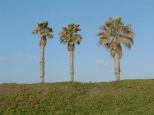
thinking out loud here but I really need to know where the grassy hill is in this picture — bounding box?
[0,79,154,115]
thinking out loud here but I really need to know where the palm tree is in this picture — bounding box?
[98,17,134,81]
[59,23,82,82]
[32,21,53,83]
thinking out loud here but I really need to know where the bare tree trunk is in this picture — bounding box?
[114,53,120,81]
[40,46,45,83]
[69,50,74,82]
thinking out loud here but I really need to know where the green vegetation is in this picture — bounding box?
[0,79,154,115]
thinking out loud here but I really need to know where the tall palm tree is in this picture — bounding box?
[32,21,53,83]
[59,23,82,82]
[98,17,134,81]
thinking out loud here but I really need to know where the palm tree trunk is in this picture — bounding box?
[40,46,45,83]
[69,50,74,82]
[114,53,120,81]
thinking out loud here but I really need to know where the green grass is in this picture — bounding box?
[0,79,154,115]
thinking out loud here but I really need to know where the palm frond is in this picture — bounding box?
[59,23,82,45]
[98,17,135,58]
[32,21,53,39]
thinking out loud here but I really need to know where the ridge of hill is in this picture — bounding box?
[0,79,154,115]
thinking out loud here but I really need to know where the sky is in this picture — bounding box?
[0,0,154,83]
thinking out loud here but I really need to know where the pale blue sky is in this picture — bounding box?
[0,0,154,83]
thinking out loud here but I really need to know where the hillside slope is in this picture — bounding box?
[0,79,154,115]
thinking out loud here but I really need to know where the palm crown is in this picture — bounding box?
[32,21,53,46]
[98,17,134,58]
[59,23,82,45]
